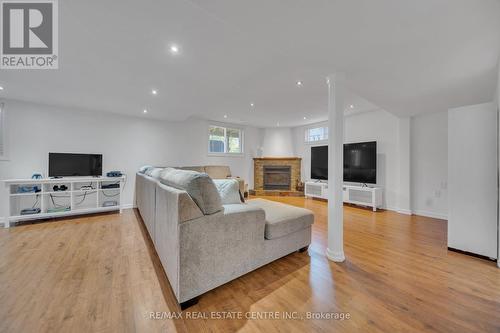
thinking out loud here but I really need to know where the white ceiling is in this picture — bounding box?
[1,0,499,127]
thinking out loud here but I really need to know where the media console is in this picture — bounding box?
[305,181,383,211]
[3,176,125,228]
[304,181,329,200]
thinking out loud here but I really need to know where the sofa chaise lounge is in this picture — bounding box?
[135,167,314,308]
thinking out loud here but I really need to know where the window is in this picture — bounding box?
[305,126,328,143]
[208,125,243,154]
[0,103,6,160]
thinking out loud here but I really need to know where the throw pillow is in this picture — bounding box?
[159,168,223,215]
[138,165,153,174]
[213,179,242,204]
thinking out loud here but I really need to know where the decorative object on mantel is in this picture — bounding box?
[256,147,264,158]
[296,180,304,192]
[251,157,303,196]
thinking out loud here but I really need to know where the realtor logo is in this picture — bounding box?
[1,0,58,69]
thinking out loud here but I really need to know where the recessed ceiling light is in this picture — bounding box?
[303,116,307,120]
[0,86,4,90]
[250,103,254,107]
[296,81,303,87]
[143,109,148,114]
[151,89,158,95]
[169,44,180,54]
[349,104,354,109]
[224,115,228,119]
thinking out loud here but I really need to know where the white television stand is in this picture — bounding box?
[3,176,125,228]
[304,181,329,200]
[305,181,383,211]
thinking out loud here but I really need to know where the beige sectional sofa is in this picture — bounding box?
[179,165,246,196]
[135,167,313,309]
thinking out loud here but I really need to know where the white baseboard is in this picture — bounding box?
[383,206,401,213]
[396,209,412,215]
[345,204,411,216]
[387,206,447,220]
[383,206,407,214]
[412,210,448,220]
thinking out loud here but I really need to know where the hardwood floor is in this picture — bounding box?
[1,196,500,332]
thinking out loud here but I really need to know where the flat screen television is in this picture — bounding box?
[310,142,377,184]
[311,145,328,180]
[344,141,377,184]
[49,153,102,177]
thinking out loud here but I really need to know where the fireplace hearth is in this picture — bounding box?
[263,165,291,190]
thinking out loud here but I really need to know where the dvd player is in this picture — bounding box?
[102,183,120,189]
[20,208,41,215]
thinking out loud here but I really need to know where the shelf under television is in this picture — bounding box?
[3,176,125,228]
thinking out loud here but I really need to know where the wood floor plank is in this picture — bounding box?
[0,196,499,333]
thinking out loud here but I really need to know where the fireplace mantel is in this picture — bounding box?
[253,157,302,161]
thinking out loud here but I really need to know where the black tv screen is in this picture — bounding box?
[49,153,102,177]
[344,141,377,184]
[311,145,328,180]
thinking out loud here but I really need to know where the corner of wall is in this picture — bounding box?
[496,57,500,105]
[397,117,411,213]
[496,56,500,267]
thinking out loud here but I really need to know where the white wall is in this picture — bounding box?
[496,59,500,266]
[0,100,260,218]
[448,102,497,258]
[345,110,400,210]
[497,60,500,105]
[292,121,327,182]
[171,117,260,189]
[292,109,451,218]
[260,127,294,157]
[397,117,411,214]
[410,111,448,219]
[293,109,401,210]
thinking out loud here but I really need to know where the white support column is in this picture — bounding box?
[326,73,345,262]
[397,117,412,215]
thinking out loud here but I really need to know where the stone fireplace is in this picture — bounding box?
[263,165,291,190]
[252,157,302,196]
